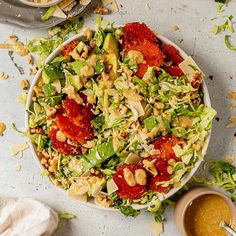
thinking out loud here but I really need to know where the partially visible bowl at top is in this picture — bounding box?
[19,0,62,8]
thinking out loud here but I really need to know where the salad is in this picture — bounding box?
[27,22,216,211]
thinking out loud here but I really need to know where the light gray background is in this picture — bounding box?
[0,0,236,235]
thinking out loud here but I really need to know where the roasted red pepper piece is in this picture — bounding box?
[113,164,147,200]
[122,22,157,49]
[126,40,164,78]
[165,66,184,77]
[56,113,93,145]
[153,134,179,161]
[48,95,94,153]
[48,126,81,156]
[161,44,184,64]
[61,40,80,58]
[122,22,164,78]
[63,97,94,128]
[148,158,172,193]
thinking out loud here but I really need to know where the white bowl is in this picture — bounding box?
[25,31,212,211]
[19,0,62,8]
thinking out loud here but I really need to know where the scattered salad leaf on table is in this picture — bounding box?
[0,122,6,135]
[215,0,227,3]
[58,211,76,220]
[41,6,56,21]
[115,205,141,218]
[191,160,236,200]
[225,35,236,50]
[211,15,234,35]
[217,3,224,13]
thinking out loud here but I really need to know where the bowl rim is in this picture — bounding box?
[25,30,212,211]
[174,187,236,235]
[19,0,63,8]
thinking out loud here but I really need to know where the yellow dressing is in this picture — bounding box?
[0,42,28,56]
[184,194,231,236]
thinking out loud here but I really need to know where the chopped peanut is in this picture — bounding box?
[0,122,6,135]
[155,102,164,109]
[29,66,38,76]
[94,6,109,15]
[9,35,18,43]
[229,91,236,100]
[95,193,112,207]
[20,79,29,90]
[83,27,93,40]
[30,127,44,135]
[27,54,34,65]
[0,72,9,80]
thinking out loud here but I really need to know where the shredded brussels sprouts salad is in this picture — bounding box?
[27,21,216,213]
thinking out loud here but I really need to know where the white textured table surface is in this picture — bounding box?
[0,0,236,235]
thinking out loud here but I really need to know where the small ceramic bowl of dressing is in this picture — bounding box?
[174,187,236,236]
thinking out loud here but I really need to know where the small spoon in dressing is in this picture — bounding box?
[0,42,28,56]
[219,220,236,236]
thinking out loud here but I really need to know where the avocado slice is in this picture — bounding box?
[66,75,83,91]
[71,60,88,75]
[105,53,118,80]
[103,33,119,58]
[42,64,64,84]
[42,69,52,84]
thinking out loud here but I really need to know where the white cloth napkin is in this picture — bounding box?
[0,198,58,236]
